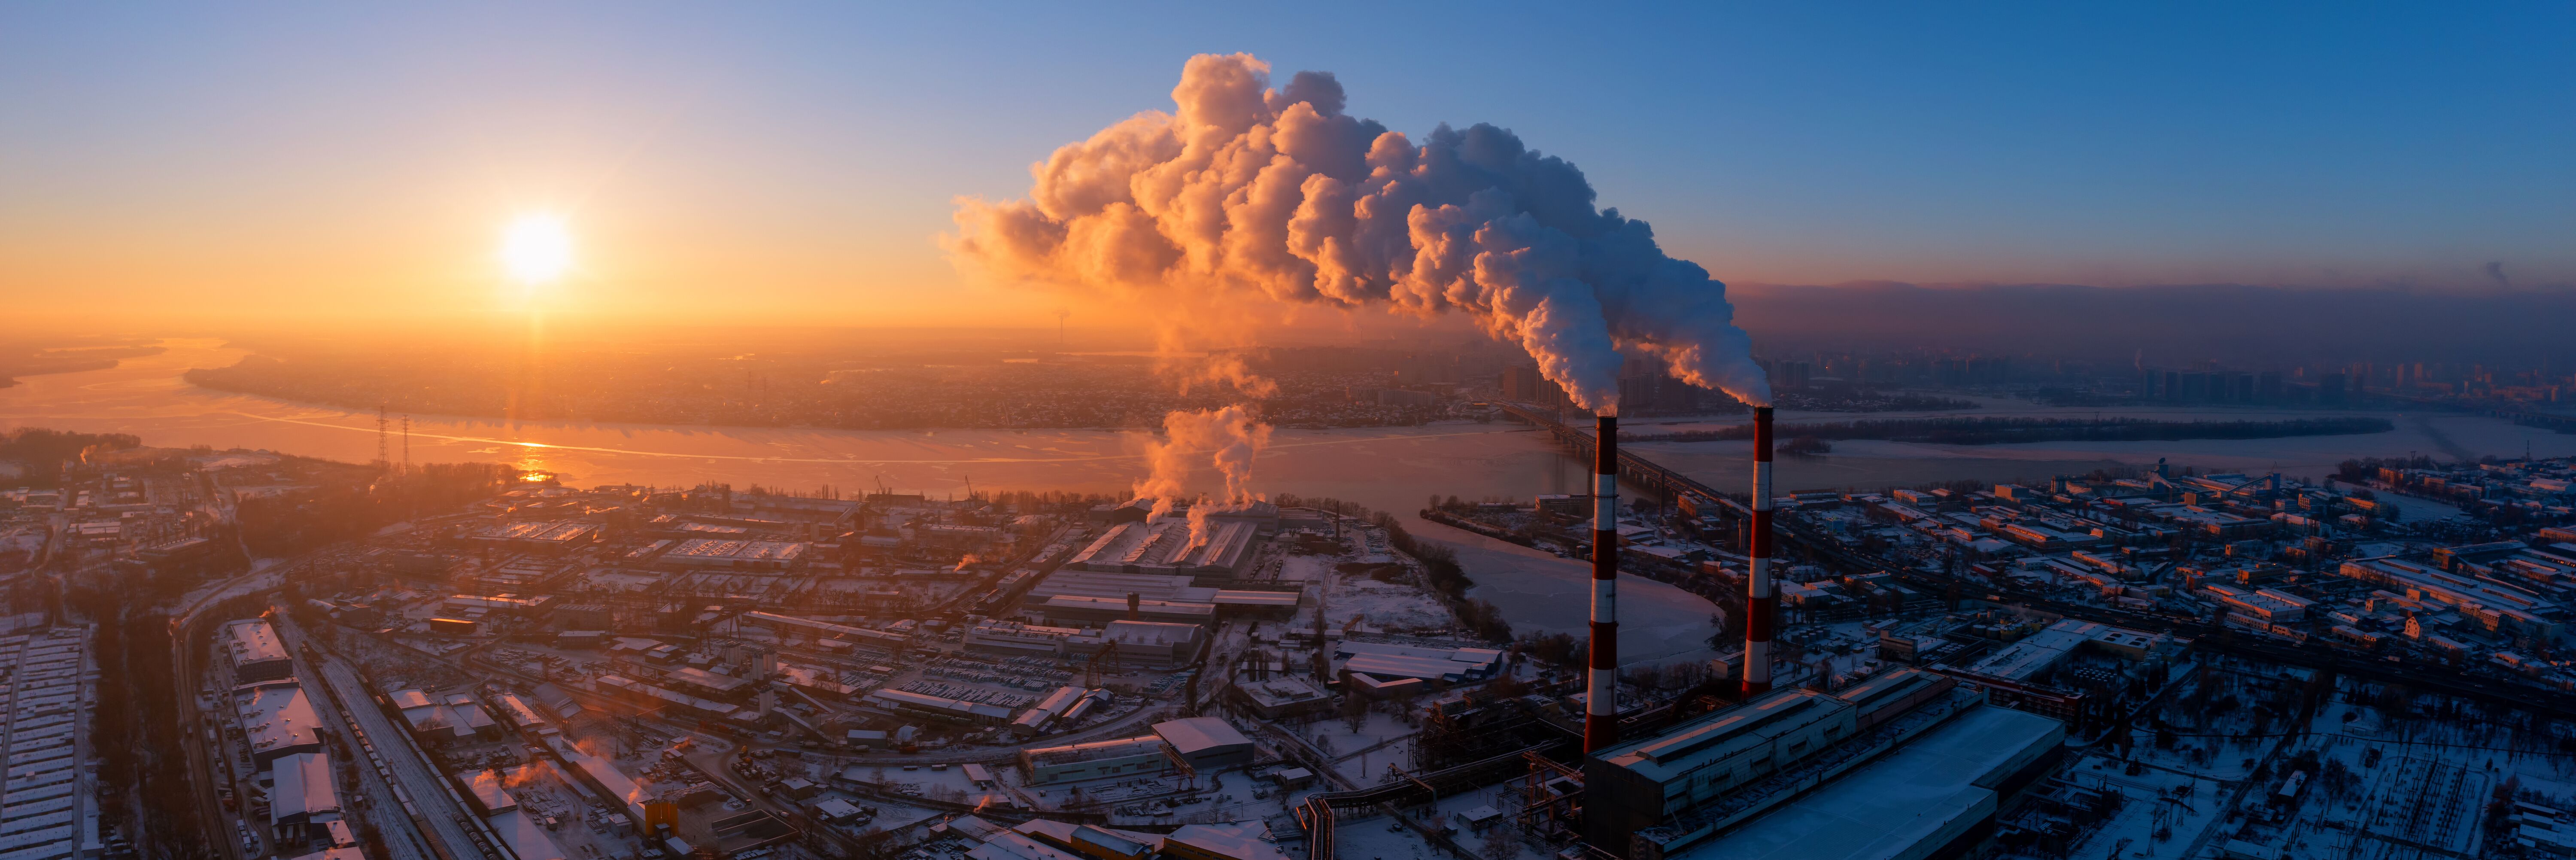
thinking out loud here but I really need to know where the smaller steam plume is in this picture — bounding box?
[1133,405,1273,541]
[2487,261,2512,290]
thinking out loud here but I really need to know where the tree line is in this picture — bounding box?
[1627,415,2394,446]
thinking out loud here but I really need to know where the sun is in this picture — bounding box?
[499,212,574,287]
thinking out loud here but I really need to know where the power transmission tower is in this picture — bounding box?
[401,416,411,473]
[376,404,389,465]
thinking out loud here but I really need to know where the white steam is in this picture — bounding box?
[1133,405,1273,542]
[951,52,1771,411]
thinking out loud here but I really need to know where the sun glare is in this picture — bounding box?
[500,212,574,287]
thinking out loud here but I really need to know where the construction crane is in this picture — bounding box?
[1083,640,1121,688]
[2148,458,2179,500]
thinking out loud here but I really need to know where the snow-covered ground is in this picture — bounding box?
[1296,711,1421,787]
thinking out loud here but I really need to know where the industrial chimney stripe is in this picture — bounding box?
[1584,414,1621,754]
[1745,406,1775,698]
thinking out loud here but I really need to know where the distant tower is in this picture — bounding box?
[376,404,389,465]
[1056,308,1071,347]
[401,416,412,472]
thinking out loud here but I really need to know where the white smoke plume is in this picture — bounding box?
[951,52,1772,412]
[1133,405,1273,537]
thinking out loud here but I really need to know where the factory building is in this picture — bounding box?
[1230,676,1331,719]
[1018,735,1173,784]
[0,629,97,860]
[596,675,743,721]
[1021,571,1301,622]
[1062,514,1264,585]
[236,678,327,767]
[739,611,913,651]
[390,689,501,745]
[662,667,756,701]
[658,538,808,571]
[1333,641,1507,685]
[1065,621,1204,669]
[1038,595,1218,628]
[1012,820,1157,860]
[1585,669,2007,859]
[1151,717,1255,772]
[1669,705,2066,860]
[964,620,1085,658]
[556,603,613,631]
[225,619,295,684]
[1027,571,1207,602]
[1009,686,1089,736]
[969,830,1086,860]
[864,689,1016,726]
[269,751,341,832]
[2341,557,2565,638]
[441,594,558,617]
[1953,620,2175,684]
[463,520,601,554]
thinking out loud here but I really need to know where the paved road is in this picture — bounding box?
[314,653,491,859]
[170,562,303,860]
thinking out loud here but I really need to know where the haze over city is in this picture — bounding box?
[6,6,2576,860]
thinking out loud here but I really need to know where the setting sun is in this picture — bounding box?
[499,212,573,287]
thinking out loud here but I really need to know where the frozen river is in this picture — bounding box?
[8,338,2571,666]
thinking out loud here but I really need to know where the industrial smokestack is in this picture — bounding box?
[1127,593,1142,621]
[1744,406,1776,698]
[1584,414,1619,754]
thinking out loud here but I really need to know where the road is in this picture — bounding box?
[169,561,302,860]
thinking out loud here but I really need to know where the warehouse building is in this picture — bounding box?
[1151,717,1255,772]
[1009,687,1088,736]
[464,520,600,553]
[1038,595,1218,628]
[864,689,1015,726]
[597,675,743,721]
[659,538,808,571]
[237,678,328,767]
[1586,669,2001,859]
[2341,557,2566,638]
[1333,641,1507,685]
[1026,571,1209,603]
[0,629,98,860]
[1669,705,2065,860]
[964,620,1086,658]
[270,751,342,834]
[225,619,295,684]
[1953,619,2175,684]
[1062,517,1261,584]
[1019,735,1172,784]
[1065,621,1204,669]
[1231,676,1331,719]
[740,611,912,651]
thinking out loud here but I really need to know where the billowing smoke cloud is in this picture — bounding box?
[1133,405,1273,541]
[951,53,1771,411]
[2487,261,2512,290]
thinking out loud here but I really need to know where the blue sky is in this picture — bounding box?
[4,2,2570,324]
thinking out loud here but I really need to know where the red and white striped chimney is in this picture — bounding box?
[1744,406,1776,698]
[1584,413,1620,754]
